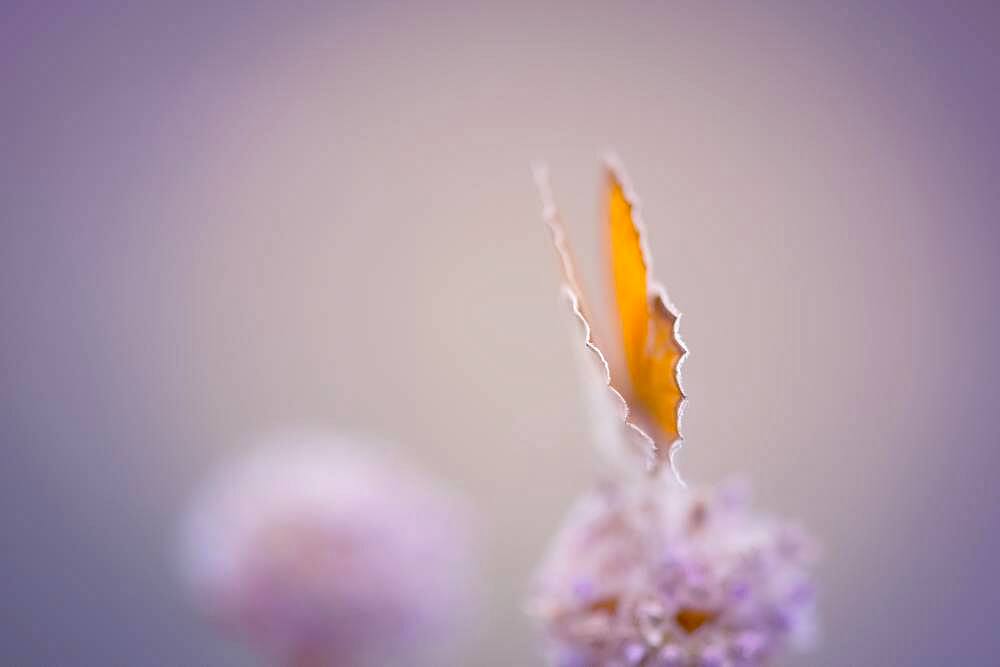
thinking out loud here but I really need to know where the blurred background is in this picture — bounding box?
[3,2,999,664]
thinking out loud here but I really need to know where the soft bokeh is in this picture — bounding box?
[2,2,999,665]
[179,435,474,666]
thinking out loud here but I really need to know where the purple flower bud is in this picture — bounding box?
[655,644,684,667]
[733,631,767,661]
[623,641,647,664]
[698,643,728,667]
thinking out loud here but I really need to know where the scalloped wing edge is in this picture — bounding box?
[604,153,690,482]
[534,163,660,473]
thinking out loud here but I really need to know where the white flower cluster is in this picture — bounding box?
[532,478,817,667]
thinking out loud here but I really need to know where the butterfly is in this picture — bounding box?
[535,156,688,481]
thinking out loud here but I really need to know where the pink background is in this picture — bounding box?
[3,2,998,664]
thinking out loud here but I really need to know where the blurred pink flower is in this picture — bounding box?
[531,478,817,667]
[179,436,474,667]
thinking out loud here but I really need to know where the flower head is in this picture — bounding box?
[531,478,817,666]
[179,436,473,666]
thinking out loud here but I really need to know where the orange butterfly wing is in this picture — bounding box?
[606,160,688,470]
[535,165,657,470]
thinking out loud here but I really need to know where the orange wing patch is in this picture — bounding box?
[606,160,687,471]
[608,173,651,389]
